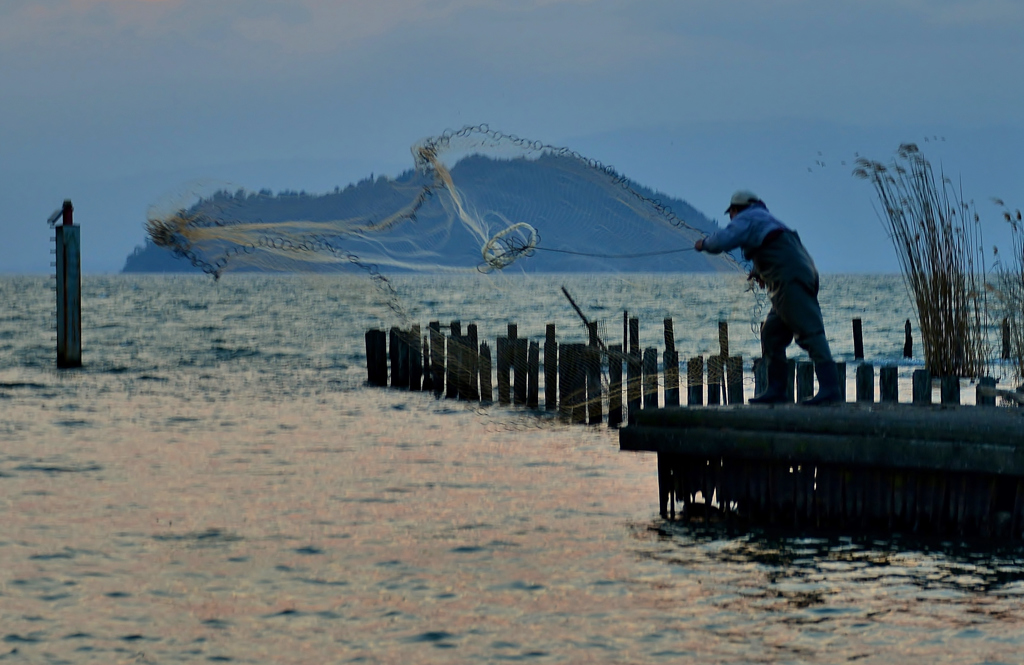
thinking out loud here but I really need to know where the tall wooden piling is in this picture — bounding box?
[880,366,898,403]
[856,363,874,403]
[707,356,723,406]
[904,320,913,358]
[528,341,540,409]
[429,321,444,398]
[544,324,558,410]
[1003,318,1012,360]
[446,321,461,399]
[466,324,479,400]
[913,369,931,405]
[55,200,81,368]
[496,336,511,405]
[688,356,704,406]
[364,330,388,386]
[726,356,743,405]
[609,343,623,427]
[479,342,493,404]
[627,318,641,421]
[513,337,528,406]
[663,318,679,407]
[409,324,422,391]
[941,376,960,405]
[853,318,864,360]
[643,347,658,410]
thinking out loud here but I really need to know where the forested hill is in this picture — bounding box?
[122,153,731,274]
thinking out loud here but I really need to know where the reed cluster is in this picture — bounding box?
[853,143,987,378]
[990,201,1024,382]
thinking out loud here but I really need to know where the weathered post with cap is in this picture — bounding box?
[54,200,82,368]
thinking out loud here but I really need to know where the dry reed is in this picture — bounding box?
[853,143,987,378]
[990,201,1024,382]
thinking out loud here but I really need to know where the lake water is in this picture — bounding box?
[2,273,1023,664]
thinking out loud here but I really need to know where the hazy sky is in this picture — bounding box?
[2,0,1023,273]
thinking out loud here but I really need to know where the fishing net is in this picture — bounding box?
[146,126,747,310]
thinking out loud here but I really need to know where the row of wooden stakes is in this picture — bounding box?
[365,317,1002,426]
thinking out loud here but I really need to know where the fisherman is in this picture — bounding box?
[694,190,841,405]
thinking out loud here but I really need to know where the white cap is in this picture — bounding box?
[725,189,761,213]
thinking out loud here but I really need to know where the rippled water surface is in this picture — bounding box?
[1,273,1022,664]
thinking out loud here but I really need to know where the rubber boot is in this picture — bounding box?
[802,360,842,406]
[750,359,789,404]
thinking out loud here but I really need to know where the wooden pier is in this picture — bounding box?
[620,405,1024,538]
[366,313,1024,537]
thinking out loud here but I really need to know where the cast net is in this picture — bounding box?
[146,126,748,303]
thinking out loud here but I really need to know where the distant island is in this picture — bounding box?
[123,153,732,274]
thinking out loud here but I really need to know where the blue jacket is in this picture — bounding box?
[701,202,789,258]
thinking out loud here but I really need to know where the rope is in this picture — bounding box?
[534,246,696,259]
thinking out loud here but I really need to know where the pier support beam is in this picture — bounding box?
[55,200,81,369]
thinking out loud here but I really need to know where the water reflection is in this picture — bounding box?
[638,522,1024,595]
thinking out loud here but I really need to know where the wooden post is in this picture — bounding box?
[718,320,729,358]
[1003,318,1012,360]
[643,348,658,409]
[726,356,744,405]
[55,200,81,369]
[627,318,641,422]
[940,376,960,405]
[496,337,511,405]
[880,366,898,403]
[836,362,847,402]
[479,342,493,404]
[513,338,528,406]
[903,319,913,359]
[912,369,931,405]
[364,329,387,386]
[446,321,461,399]
[856,363,874,403]
[796,360,814,402]
[688,356,704,406]
[978,376,996,407]
[466,323,479,400]
[852,318,864,360]
[707,356,722,406]
[663,318,679,407]
[409,324,422,391]
[528,341,540,409]
[429,321,443,398]
[608,343,623,427]
[544,324,557,411]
